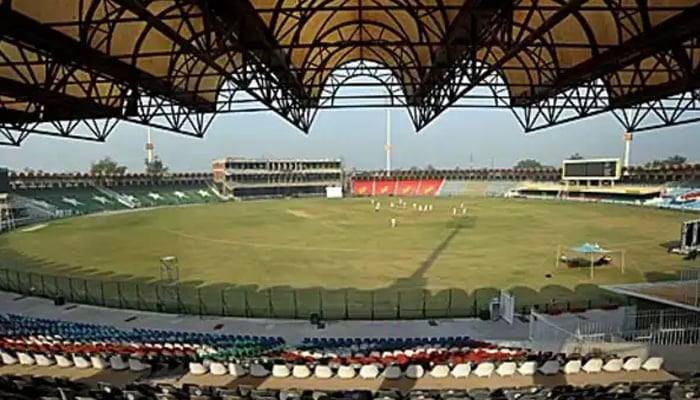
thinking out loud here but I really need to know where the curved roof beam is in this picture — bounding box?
[513,3,700,107]
[113,0,311,130]
[190,0,311,104]
[0,2,213,113]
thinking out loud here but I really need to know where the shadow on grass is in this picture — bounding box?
[0,231,687,321]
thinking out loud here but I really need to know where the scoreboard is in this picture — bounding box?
[0,168,8,194]
[681,219,700,252]
[562,158,621,181]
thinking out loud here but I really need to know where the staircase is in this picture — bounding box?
[438,180,469,196]
[91,183,139,208]
[10,194,67,221]
[207,181,230,200]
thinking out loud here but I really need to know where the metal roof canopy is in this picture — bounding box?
[1,0,700,146]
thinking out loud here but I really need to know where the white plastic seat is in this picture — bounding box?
[563,360,582,375]
[250,363,270,377]
[496,361,517,377]
[603,358,623,373]
[430,365,450,379]
[406,364,425,379]
[128,358,150,372]
[210,362,227,376]
[314,365,333,379]
[189,362,208,376]
[73,355,91,369]
[582,358,603,373]
[359,364,379,379]
[337,365,356,379]
[17,352,35,366]
[272,364,290,378]
[451,363,472,378]
[292,364,312,379]
[109,355,128,371]
[0,351,18,365]
[56,355,73,368]
[228,363,247,377]
[383,365,402,379]
[518,361,537,376]
[622,357,642,372]
[642,357,664,371]
[538,360,560,375]
[473,362,495,378]
[90,355,108,370]
[35,354,55,367]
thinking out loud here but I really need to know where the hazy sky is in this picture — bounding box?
[1,83,698,173]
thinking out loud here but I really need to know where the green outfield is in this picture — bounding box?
[0,197,695,318]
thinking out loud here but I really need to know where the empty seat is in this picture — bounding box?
[0,351,18,365]
[603,358,623,373]
[35,354,55,367]
[314,365,333,379]
[359,364,380,379]
[210,362,227,376]
[56,355,74,368]
[538,360,560,375]
[496,361,517,377]
[563,360,582,375]
[451,363,472,378]
[430,364,450,379]
[272,364,291,378]
[17,352,35,366]
[383,365,402,379]
[406,364,425,379]
[189,362,208,376]
[73,355,91,369]
[582,358,603,373]
[473,362,495,378]
[337,365,356,379]
[128,358,150,372]
[518,361,537,376]
[642,357,664,371]
[251,363,270,377]
[622,357,642,372]
[90,355,109,370]
[109,355,127,371]
[292,365,311,379]
[228,363,246,377]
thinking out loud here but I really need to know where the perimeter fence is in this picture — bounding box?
[0,267,623,320]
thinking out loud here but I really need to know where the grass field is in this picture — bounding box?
[0,197,695,318]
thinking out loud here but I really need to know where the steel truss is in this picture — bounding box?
[0,0,699,146]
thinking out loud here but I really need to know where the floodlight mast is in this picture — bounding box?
[385,104,392,176]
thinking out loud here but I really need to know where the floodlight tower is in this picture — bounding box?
[623,132,633,171]
[385,105,392,176]
[146,127,154,165]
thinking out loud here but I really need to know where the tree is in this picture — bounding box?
[645,155,687,168]
[90,157,127,175]
[145,156,169,175]
[568,153,584,160]
[514,159,544,169]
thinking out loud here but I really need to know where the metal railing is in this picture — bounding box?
[531,307,700,350]
[0,267,621,320]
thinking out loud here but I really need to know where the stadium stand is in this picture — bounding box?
[0,375,696,400]
[463,181,490,197]
[5,173,221,225]
[350,179,445,197]
[437,180,469,197]
[0,312,675,384]
[484,181,517,197]
[645,182,700,211]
